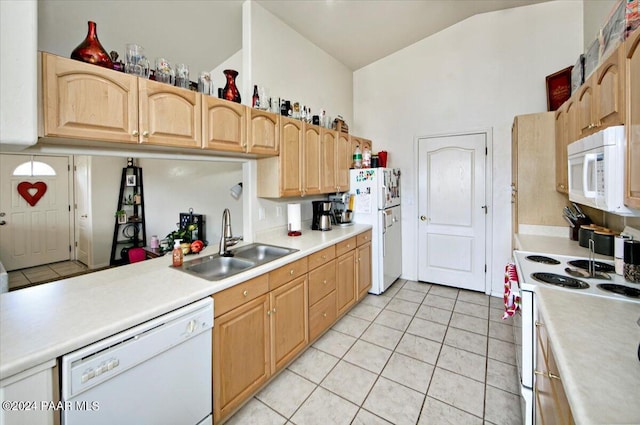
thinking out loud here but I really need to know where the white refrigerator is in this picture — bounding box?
[349,168,402,295]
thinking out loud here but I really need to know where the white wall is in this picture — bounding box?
[0,0,37,150]
[37,0,242,76]
[242,1,353,124]
[140,158,243,246]
[353,1,583,295]
[583,0,617,51]
[89,156,124,268]
[86,156,243,267]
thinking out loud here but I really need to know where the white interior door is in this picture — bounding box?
[418,133,486,292]
[74,156,91,267]
[0,154,71,271]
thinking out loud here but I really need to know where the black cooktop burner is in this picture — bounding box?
[531,272,590,289]
[567,260,615,273]
[526,255,560,265]
[597,284,640,299]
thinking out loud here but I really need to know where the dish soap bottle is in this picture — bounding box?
[172,239,183,267]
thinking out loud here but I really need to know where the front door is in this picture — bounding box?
[0,154,71,270]
[417,133,487,292]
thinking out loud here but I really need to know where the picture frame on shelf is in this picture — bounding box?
[126,174,136,186]
[545,66,573,111]
[117,211,127,224]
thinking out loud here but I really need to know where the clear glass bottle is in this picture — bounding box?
[362,146,371,168]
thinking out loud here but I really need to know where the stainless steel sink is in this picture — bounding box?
[232,243,298,263]
[177,243,297,281]
[180,256,256,280]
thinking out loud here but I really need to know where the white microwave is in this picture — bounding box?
[567,126,639,216]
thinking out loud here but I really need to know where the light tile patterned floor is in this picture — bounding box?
[7,261,89,290]
[226,279,522,425]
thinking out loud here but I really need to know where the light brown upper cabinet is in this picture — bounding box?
[554,104,569,194]
[138,79,202,148]
[256,117,303,197]
[303,124,322,196]
[576,75,596,138]
[596,46,625,130]
[247,109,279,155]
[336,132,351,191]
[202,96,246,153]
[42,52,139,143]
[626,28,640,208]
[320,128,337,193]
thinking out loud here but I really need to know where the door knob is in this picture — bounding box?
[0,220,6,225]
[420,216,426,221]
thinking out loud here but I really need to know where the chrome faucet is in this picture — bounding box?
[219,208,242,256]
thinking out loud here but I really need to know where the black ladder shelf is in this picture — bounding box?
[109,166,147,266]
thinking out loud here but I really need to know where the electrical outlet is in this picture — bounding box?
[276,206,283,217]
[258,207,266,221]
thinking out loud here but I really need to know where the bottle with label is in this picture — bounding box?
[252,85,260,108]
[362,146,371,168]
[353,145,362,169]
[172,239,183,267]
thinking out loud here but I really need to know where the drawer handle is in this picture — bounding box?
[548,372,560,380]
[243,290,249,297]
[322,312,327,318]
[347,244,351,249]
[290,269,294,275]
[322,255,327,259]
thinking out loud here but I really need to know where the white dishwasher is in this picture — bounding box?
[61,298,214,425]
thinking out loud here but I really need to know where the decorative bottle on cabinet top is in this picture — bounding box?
[70,21,113,69]
[222,69,241,103]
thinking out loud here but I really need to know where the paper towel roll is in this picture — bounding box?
[615,235,632,259]
[288,203,302,232]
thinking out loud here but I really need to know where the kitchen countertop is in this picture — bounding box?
[514,233,613,260]
[0,224,371,379]
[536,286,640,424]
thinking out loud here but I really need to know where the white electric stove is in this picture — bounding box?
[511,250,639,425]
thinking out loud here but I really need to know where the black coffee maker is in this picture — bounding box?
[312,201,333,231]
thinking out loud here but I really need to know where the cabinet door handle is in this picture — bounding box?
[535,321,543,327]
[322,255,327,260]
[346,244,351,249]
[142,130,149,137]
[323,279,327,285]
[322,312,327,318]
[243,290,249,297]
[290,269,294,275]
[267,310,271,316]
[132,130,139,137]
[548,372,561,380]
[272,308,276,314]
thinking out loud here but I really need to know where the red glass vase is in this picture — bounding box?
[223,69,241,103]
[70,21,113,69]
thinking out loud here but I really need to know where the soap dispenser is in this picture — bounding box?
[172,239,183,267]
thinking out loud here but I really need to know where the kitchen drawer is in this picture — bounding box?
[357,230,372,246]
[212,274,269,318]
[309,290,337,341]
[335,237,356,257]
[308,260,336,306]
[269,257,308,290]
[308,246,335,270]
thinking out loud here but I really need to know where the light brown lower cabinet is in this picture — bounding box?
[212,230,372,423]
[356,231,373,299]
[535,315,574,425]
